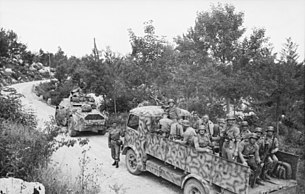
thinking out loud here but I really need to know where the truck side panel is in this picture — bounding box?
[145,133,250,194]
[185,147,250,194]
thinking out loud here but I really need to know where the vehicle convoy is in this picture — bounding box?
[122,106,299,194]
[55,88,108,136]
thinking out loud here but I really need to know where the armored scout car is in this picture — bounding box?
[55,89,108,137]
[122,106,298,194]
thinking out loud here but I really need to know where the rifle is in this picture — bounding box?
[250,134,275,187]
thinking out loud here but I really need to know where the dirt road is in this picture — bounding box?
[12,81,181,194]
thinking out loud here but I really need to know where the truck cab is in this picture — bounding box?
[122,106,298,194]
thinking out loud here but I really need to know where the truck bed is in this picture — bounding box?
[249,178,297,194]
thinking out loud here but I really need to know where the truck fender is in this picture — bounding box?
[181,173,210,191]
[122,145,138,156]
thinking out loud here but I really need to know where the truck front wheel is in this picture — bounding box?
[126,149,141,175]
[184,179,209,194]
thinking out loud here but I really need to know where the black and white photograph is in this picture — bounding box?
[0,0,304,193]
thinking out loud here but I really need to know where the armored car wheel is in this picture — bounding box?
[126,149,141,175]
[184,179,209,194]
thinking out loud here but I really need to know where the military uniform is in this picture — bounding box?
[240,121,251,141]
[108,126,124,168]
[168,106,180,120]
[260,126,279,180]
[183,126,197,145]
[238,133,261,187]
[222,123,240,161]
[194,131,212,153]
[158,117,173,136]
[170,121,184,140]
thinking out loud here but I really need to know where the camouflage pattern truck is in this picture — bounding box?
[55,89,108,137]
[122,106,298,194]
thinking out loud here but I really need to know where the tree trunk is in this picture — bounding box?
[114,97,117,114]
[226,98,231,115]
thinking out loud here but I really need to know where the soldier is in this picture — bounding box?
[221,115,240,162]
[167,99,180,121]
[190,111,201,130]
[169,118,184,140]
[254,127,265,156]
[240,121,251,141]
[108,123,124,168]
[158,112,173,137]
[78,78,87,94]
[261,126,279,180]
[211,118,226,155]
[238,133,263,187]
[194,125,212,153]
[201,114,214,136]
[173,120,197,146]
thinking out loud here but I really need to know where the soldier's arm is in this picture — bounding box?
[238,142,247,165]
[194,137,211,153]
[271,138,279,154]
[255,144,261,164]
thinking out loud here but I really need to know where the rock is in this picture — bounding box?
[0,177,45,194]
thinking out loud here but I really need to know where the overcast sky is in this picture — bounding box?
[0,0,304,61]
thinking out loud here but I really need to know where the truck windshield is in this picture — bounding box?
[127,114,139,130]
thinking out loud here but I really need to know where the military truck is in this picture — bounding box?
[55,89,108,136]
[122,106,298,194]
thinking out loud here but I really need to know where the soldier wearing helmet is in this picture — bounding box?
[210,118,226,155]
[221,115,240,161]
[166,99,181,121]
[201,114,214,137]
[240,121,251,141]
[261,126,279,180]
[169,117,184,140]
[238,133,263,187]
[254,127,265,155]
[173,120,196,146]
[108,122,125,168]
[158,112,173,137]
[194,125,212,153]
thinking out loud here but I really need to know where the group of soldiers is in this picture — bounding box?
[157,99,280,188]
[107,98,280,188]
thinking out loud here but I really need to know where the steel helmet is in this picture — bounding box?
[226,115,236,121]
[198,125,206,130]
[266,126,275,132]
[254,127,263,133]
[248,133,258,140]
[241,121,249,126]
[168,99,175,104]
[218,118,226,124]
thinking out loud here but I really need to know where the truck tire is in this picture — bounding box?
[126,149,141,175]
[184,179,209,194]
